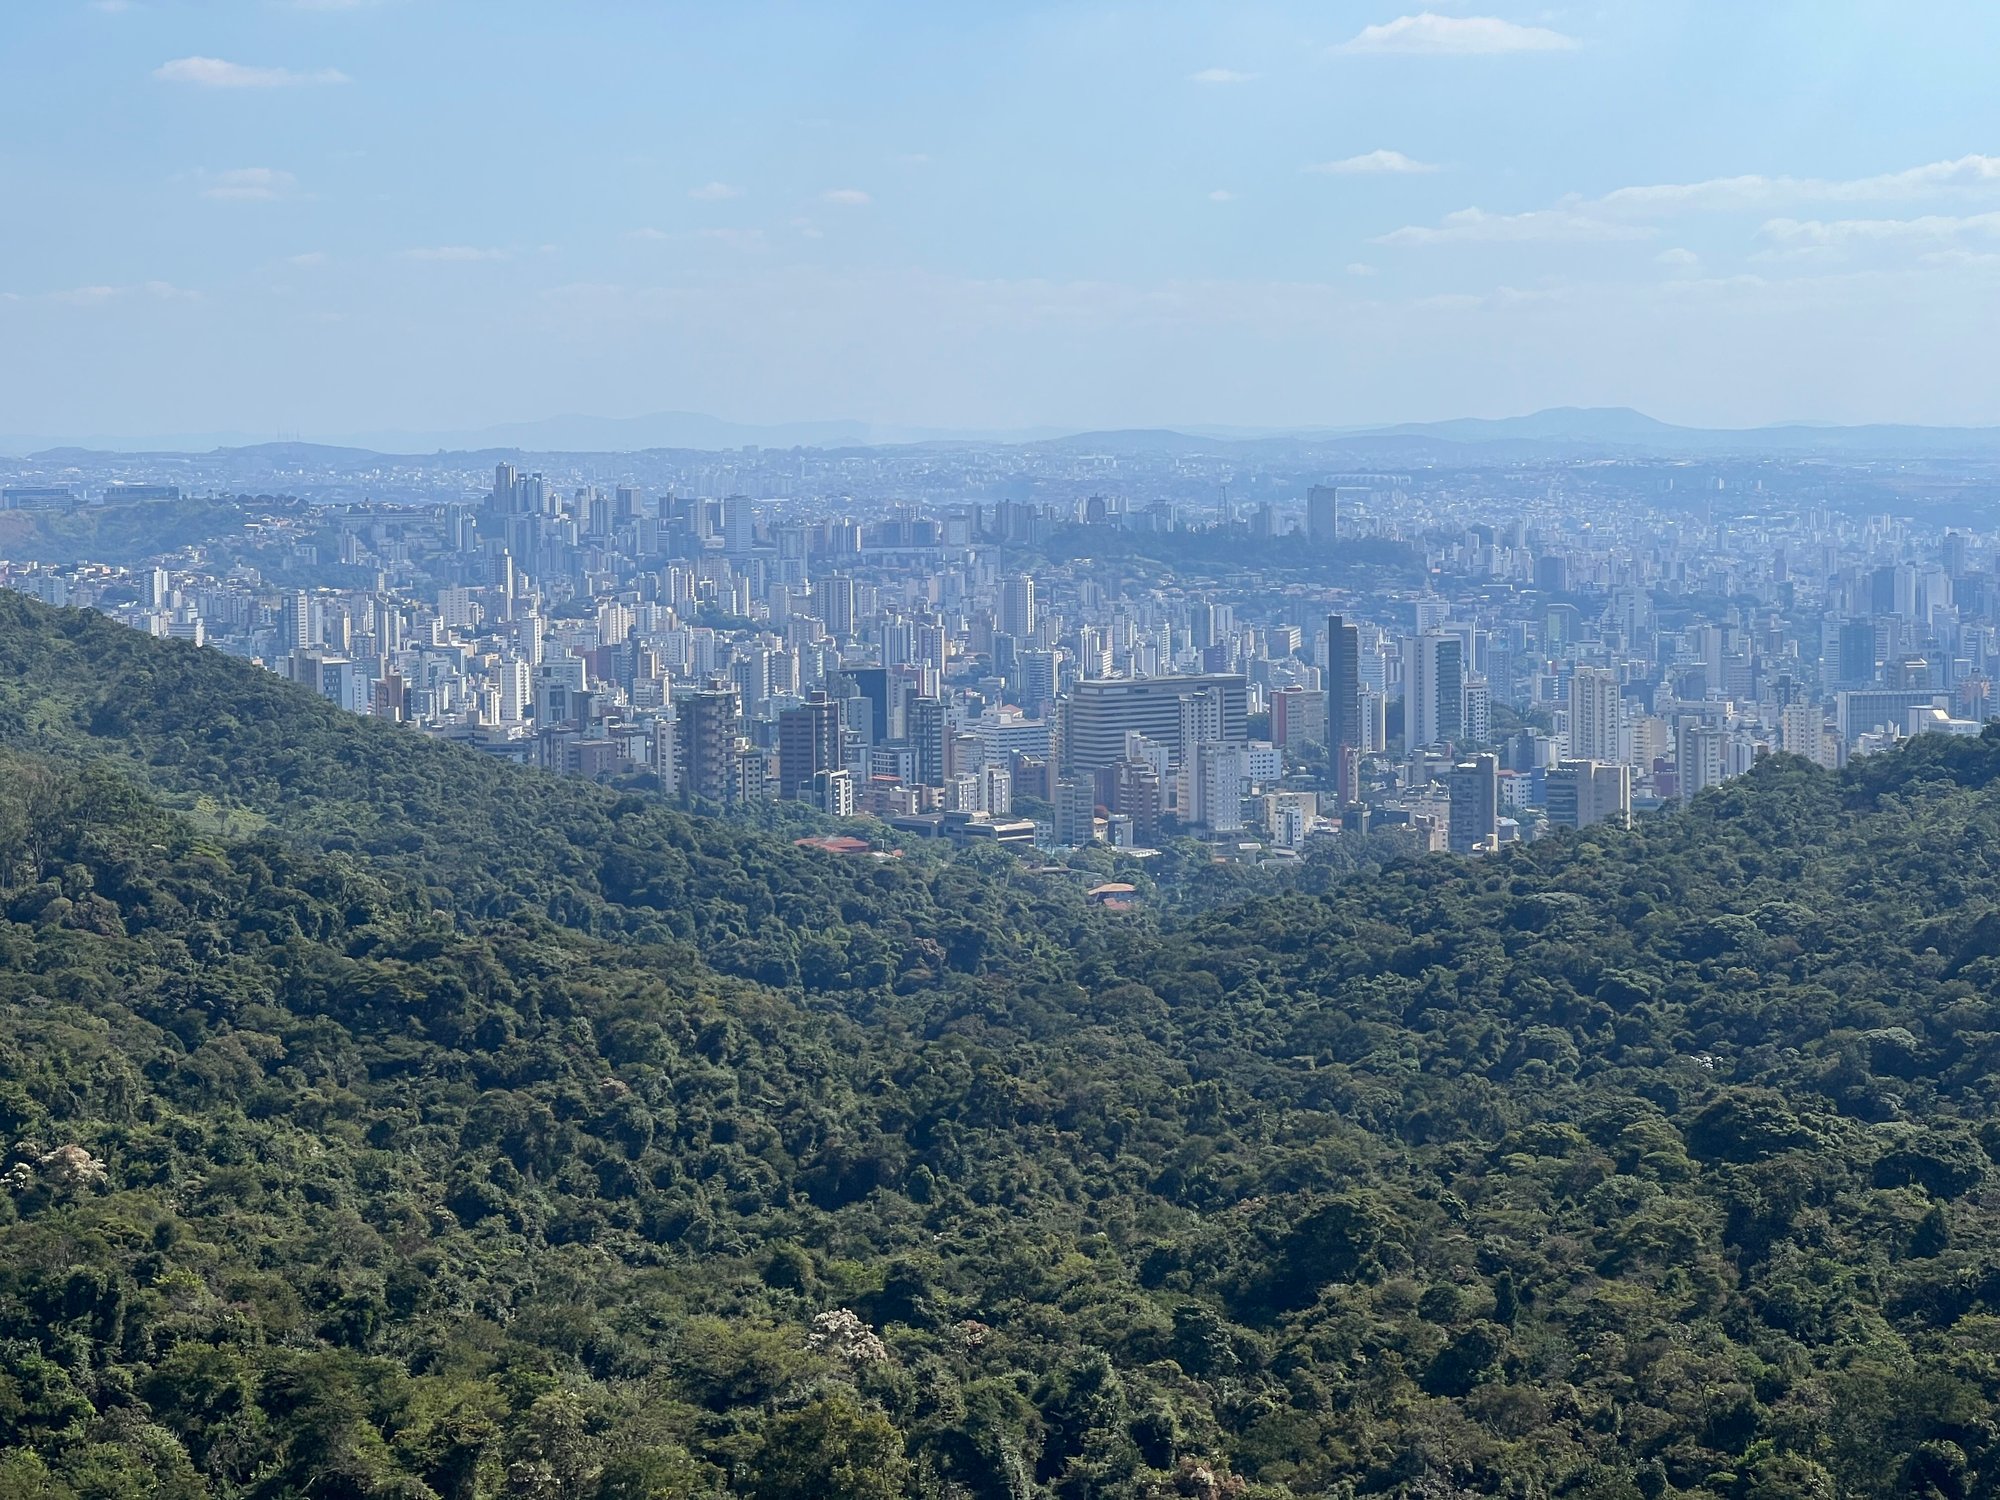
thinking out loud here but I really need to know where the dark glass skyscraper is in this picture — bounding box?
[1327,613,1361,801]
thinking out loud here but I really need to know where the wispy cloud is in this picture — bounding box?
[1591,155,2000,215]
[622,226,770,250]
[701,228,769,252]
[1760,211,2000,246]
[287,251,328,267]
[1376,206,1653,246]
[201,167,299,201]
[1208,189,1236,202]
[1337,13,1578,55]
[1307,149,1440,176]
[156,56,350,87]
[1919,247,2000,270]
[688,182,744,201]
[1382,152,2000,261]
[1190,67,1257,84]
[47,281,198,306]
[402,245,508,262]
[822,188,872,206]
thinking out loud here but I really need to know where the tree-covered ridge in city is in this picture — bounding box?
[1037,523,1424,585]
[0,495,267,567]
[7,599,2000,1497]
[0,593,1080,996]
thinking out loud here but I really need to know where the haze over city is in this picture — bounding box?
[16,4,2000,1498]
[10,0,2000,445]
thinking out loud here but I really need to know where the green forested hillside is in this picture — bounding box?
[3,595,2000,1498]
[0,593,1086,991]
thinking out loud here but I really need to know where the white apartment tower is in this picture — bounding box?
[1677,721,1727,806]
[1568,666,1623,763]
[999,574,1037,641]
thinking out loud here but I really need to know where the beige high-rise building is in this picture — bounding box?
[1778,702,1833,767]
[1568,666,1622,763]
[1677,721,1726,806]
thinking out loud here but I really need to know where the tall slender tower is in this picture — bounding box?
[1327,614,1361,801]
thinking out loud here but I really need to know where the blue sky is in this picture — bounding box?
[6,0,2000,440]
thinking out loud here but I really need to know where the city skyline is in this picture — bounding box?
[0,432,1976,859]
[9,1,2000,438]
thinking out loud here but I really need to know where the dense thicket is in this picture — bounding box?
[2,595,2000,1498]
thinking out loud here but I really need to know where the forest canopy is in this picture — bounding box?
[0,595,1996,1498]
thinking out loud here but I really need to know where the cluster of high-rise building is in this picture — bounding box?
[3,442,1995,862]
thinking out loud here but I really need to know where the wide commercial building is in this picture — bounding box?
[1063,674,1248,772]
[1546,758,1631,830]
[1836,689,1946,745]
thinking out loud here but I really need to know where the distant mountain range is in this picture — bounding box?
[10,406,2000,462]
[1356,407,2000,456]
[1,411,1068,458]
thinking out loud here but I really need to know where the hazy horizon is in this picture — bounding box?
[14,402,2000,461]
[9,2,2000,437]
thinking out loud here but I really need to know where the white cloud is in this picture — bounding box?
[1590,155,2000,216]
[1593,175,1801,214]
[1189,67,1257,84]
[623,225,771,249]
[700,228,769,252]
[822,188,872,206]
[897,153,933,167]
[1306,149,1439,175]
[1377,152,2000,265]
[155,56,349,87]
[1208,189,1235,202]
[688,182,744,201]
[201,167,299,201]
[1656,247,1701,268]
[1745,242,1842,267]
[46,281,197,306]
[403,245,508,262]
[1337,13,1578,55]
[1654,272,1770,298]
[1760,211,2000,246]
[1376,206,1653,246]
[1346,263,1379,276]
[1920,248,2000,269]
[287,252,328,267]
